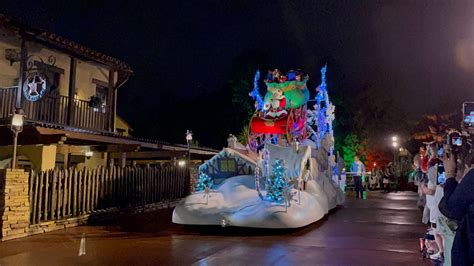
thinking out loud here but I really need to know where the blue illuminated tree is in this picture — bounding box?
[266,159,291,202]
[196,172,213,191]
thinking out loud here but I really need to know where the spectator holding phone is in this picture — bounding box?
[414,147,431,225]
[441,144,474,265]
[421,144,445,261]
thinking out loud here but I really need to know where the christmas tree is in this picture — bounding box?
[266,159,292,203]
[196,172,213,192]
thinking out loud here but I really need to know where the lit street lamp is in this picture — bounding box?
[389,134,406,191]
[11,113,24,169]
[185,130,193,166]
[390,135,400,176]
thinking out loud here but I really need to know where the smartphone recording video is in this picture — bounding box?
[437,144,444,157]
[437,171,446,185]
[437,161,445,185]
[463,102,474,131]
[452,136,463,146]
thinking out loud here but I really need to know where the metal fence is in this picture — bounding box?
[28,166,190,225]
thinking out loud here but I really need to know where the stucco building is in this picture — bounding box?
[0,14,215,171]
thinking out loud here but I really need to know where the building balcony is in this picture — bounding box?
[0,87,110,132]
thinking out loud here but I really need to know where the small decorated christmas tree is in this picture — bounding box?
[196,172,213,192]
[266,159,291,203]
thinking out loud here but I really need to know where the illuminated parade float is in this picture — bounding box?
[173,66,345,228]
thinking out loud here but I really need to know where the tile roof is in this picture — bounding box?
[30,121,219,154]
[0,14,133,73]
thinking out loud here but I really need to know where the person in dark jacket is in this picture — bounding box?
[442,151,474,265]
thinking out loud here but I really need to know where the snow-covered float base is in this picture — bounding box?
[173,175,342,229]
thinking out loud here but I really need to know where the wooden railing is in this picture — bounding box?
[73,98,109,131]
[28,166,190,225]
[0,87,109,131]
[0,87,16,119]
[23,94,69,125]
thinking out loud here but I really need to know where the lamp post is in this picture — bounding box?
[398,147,406,177]
[391,136,399,165]
[392,141,399,166]
[185,130,193,166]
[11,113,24,169]
[391,135,399,181]
[390,135,403,191]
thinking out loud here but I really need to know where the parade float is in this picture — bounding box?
[173,66,344,228]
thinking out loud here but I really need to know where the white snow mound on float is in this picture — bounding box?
[173,142,344,229]
[172,175,327,228]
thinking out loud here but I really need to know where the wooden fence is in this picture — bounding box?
[28,166,190,225]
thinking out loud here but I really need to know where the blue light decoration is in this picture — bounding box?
[261,147,271,198]
[271,135,279,145]
[332,163,339,177]
[263,148,270,181]
[315,65,327,104]
[196,172,213,191]
[315,65,338,181]
[316,65,329,143]
[309,64,336,150]
[255,159,264,200]
[266,159,292,202]
[249,70,264,111]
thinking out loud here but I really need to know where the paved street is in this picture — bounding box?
[0,191,429,265]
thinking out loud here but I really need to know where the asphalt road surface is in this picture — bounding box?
[0,191,430,265]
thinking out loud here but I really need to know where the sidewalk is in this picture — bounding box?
[0,191,429,265]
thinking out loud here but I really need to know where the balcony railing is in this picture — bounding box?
[0,87,110,131]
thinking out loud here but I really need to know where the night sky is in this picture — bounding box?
[2,1,474,146]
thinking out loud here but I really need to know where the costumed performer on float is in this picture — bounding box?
[264,89,287,119]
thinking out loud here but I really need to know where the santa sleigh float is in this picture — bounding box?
[172,66,345,229]
[248,70,310,151]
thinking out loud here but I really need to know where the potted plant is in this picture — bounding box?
[88,96,103,108]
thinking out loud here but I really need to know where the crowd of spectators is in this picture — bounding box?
[414,132,474,265]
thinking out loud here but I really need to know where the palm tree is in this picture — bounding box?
[237,125,250,146]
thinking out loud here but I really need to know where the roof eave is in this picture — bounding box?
[0,13,134,74]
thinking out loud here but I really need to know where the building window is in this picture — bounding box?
[92,79,109,113]
[34,61,63,95]
[95,85,107,112]
[220,159,236,173]
[45,71,60,95]
[95,85,107,104]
